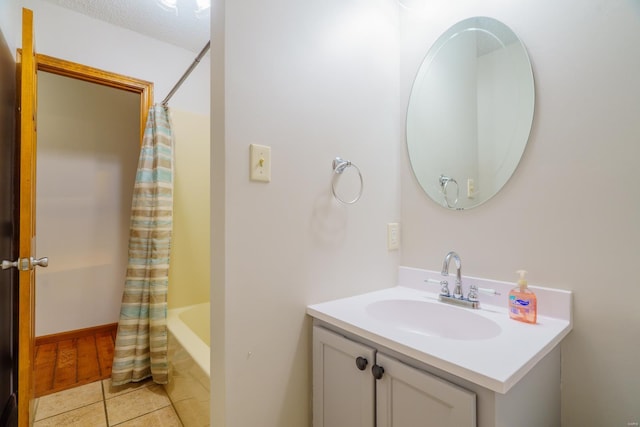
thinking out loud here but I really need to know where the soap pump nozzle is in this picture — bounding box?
[516,270,528,289]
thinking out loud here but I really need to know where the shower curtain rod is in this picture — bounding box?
[162,40,211,106]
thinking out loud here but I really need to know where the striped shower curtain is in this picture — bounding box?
[111,105,174,386]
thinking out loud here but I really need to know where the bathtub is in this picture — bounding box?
[165,303,210,427]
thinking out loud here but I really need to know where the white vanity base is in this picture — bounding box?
[313,321,560,427]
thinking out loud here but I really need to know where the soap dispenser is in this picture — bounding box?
[508,270,537,324]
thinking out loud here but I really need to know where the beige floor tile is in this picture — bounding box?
[33,401,107,427]
[103,378,153,399]
[174,398,209,427]
[112,406,183,427]
[106,383,171,426]
[164,375,208,403]
[35,381,104,421]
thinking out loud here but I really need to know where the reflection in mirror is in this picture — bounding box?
[406,17,534,210]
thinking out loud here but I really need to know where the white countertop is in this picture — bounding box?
[306,267,572,394]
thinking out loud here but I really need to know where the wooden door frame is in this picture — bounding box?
[35,54,154,142]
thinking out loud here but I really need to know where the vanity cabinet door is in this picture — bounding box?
[376,354,476,427]
[313,326,375,427]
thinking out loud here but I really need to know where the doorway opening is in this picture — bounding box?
[32,54,152,397]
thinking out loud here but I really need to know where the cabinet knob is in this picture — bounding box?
[372,364,385,380]
[355,356,368,371]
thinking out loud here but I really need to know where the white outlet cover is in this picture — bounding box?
[387,223,400,251]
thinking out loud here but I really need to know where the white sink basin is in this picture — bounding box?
[365,299,501,340]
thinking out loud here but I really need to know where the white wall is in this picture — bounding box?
[13,0,210,115]
[35,71,139,336]
[0,0,18,54]
[400,1,640,426]
[212,0,400,425]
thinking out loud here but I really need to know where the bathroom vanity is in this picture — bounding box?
[307,267,572,427]
[308,14,561,426]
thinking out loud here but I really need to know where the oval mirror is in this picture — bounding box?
[406,17,534,210]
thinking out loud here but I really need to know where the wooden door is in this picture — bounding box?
[0,14,18,427]
[376,354,476,427]
[17,7,38,427]
[312,326,375,427]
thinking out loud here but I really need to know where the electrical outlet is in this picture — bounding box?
[387,223,400,251]
[467,178,475,198]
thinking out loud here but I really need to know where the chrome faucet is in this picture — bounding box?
[441,251,463,299]
[438,251,480,309]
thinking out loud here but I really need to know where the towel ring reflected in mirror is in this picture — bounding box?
[439,174,459,209]
[438,175,460,209]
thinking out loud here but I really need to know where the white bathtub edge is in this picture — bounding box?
[167,305,210,378]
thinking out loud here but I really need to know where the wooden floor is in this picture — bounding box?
[34,323,118,397]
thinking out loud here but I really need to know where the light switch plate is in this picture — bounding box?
[250,144,271,182]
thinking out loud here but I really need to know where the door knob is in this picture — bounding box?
[31,257,48,268]
[1,256,49,270]
[1,260,18,270]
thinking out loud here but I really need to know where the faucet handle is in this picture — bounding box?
[467,284,479,302]
[424,279,451,297]
[439,280,450,297]
[424,278,451,297]
[467,285,501,302]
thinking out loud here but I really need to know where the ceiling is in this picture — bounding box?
[41,0,210,53]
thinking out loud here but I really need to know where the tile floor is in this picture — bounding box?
[34,378,184,426]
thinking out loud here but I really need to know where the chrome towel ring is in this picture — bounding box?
[331,157,363,204]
